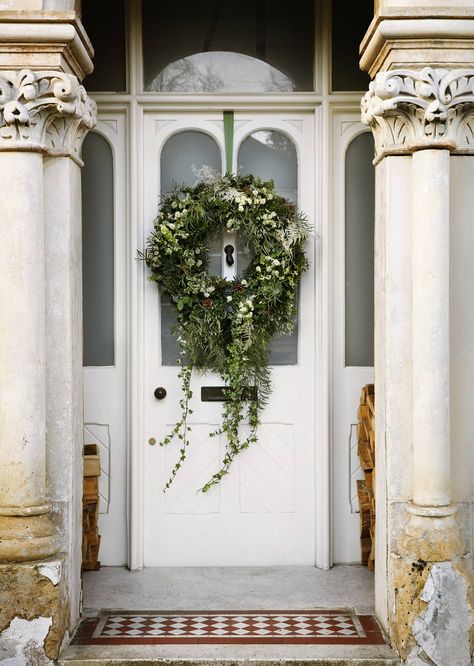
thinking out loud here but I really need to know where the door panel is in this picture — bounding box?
[331,111,375,564]
[143,111,315,566]
[82,113,128,566]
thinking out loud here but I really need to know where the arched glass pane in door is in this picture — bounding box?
[238,130,298,365]
[238,130,297,203]
[345,131,375,367]
[82,132,115,366]
[161,130,221,194]
[161,131,222,365]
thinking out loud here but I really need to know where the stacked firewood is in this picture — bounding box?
[82,444,101,570]
[357,384,375,572]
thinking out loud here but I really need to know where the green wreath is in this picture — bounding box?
[144,168,310,492]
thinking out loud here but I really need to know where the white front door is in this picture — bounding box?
[142,111,316,566]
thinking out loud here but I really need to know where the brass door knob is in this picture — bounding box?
[154,386,167,400]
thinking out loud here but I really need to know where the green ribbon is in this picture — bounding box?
[223,110,234,175]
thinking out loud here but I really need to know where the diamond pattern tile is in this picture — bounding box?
[72,610,388,646]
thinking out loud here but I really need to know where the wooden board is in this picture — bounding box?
[82,445,101,570]
[356,384,375,572]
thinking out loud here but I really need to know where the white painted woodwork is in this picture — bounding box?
[142,111,316,566]
[82,112,128,566]
[82,103,371,572]
[331,110,374,564]
[84,2,368,570]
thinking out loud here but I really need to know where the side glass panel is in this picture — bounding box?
[161,131,222,365]
[238,130,298,365]
[345,132,375,367]
[142,0,315,92]
[82,132,115,366]
[82,0,126,92]
[331,0,372,92]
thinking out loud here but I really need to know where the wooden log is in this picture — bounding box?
[81,533,88,561]
[83,476,98,503]
[83,536,101,571]
[82,511,91,533]
[358,439,374,470]
[369,429,376,455]
[366,388,375,416]
[82,444,101,570]
[83,529,100,547]
[357,479,372,565]
[357,384,376,572]
[357,404,370,421]
[84,443,100,477]
[364,470,373,495]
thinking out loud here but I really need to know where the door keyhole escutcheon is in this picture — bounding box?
[154,387,167,400]
[224,244,235,266]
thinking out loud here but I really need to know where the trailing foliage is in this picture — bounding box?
[144,169,310,492]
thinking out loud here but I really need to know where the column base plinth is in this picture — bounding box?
[0,509,60,562]
[398,502,463,562]
[390,504,472,663]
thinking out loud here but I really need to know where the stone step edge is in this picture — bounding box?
[59,658,400,666]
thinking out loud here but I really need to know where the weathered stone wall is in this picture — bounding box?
[372,150,474,666]
[0,558,69,663]
[0,8,94,663]
[361,4,474,663]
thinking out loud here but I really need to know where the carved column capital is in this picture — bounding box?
[361,67,474,163]
[0,68,96,163]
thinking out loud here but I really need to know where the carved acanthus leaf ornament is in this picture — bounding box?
[361,67,474,163]
[0,69,96,160]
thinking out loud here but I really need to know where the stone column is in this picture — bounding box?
[0,69,95,662]
[412,148,451,509]
[0,147,56,562]
[44,110,95,629]
[362,67,473,664]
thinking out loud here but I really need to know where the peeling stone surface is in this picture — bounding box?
[390,555,430,658]
[412,563,472,666]
[454,556,474,654]
[405,646,435,665]
[0,558,69,661]
[391,553,474,665]
[37,560,62,586]
[0,617,53,665]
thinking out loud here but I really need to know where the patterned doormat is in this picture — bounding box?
[72,610,386,645]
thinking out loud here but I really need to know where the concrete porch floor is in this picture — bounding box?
[82,565,376,614]
[60,566,399,665]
